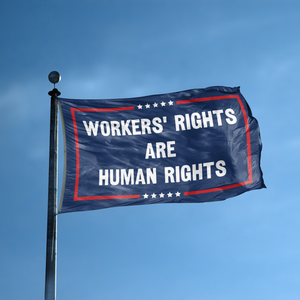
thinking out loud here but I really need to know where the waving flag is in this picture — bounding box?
[58,86,265,213]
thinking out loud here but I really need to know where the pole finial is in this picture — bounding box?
[48,71,61,88]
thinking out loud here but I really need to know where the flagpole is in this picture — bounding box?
[45,72,61,300]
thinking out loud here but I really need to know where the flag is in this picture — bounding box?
[58,86,265,213]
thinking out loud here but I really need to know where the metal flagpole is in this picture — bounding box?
[45,71,61,300]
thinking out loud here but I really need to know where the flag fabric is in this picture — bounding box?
[58,86,265,213]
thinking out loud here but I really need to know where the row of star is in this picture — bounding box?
[137,100,174,109]
[143,191,181,199]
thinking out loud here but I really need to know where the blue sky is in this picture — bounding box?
[1,0,300,299]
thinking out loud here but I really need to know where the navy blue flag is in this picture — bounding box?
[58,86,265,213]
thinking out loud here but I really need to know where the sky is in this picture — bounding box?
[1,0,300,299]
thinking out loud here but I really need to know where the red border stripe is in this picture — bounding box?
[75,194,141,200]
[184,181,252,196]
[75,107,135,112]
[177,95,239,104]
[71,95,253,201]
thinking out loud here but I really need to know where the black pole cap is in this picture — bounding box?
[48,71,61,85]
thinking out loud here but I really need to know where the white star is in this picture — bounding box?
[168,100,174,106]
[137,104,143,109]
[145,103,151,108]
[175,191,181,197]
[167,192,173,197]
[151,193,157,198]
[153,102,158,108]
[159,193,165,198]
[143,193,149,199]
[161,101,166,107]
